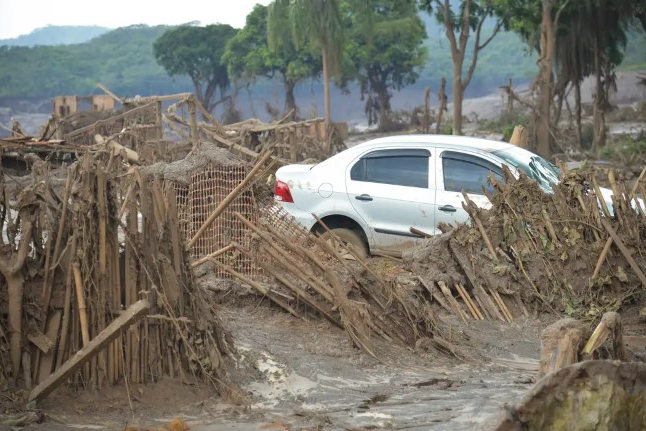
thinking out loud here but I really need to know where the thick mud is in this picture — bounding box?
[22,300,546,430]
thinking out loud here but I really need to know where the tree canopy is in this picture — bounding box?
[223,4,321,117]
[153,24,237,113]
[346,0,427,130]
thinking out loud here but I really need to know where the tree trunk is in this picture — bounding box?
[575,80,582,148]
[7,271,24,382]
[436,77,447,134]
[535,0,554,159]
[452,72,463,135]
[592,35,604,155]
[284,79,297,120]
[322,46,332,153]
[376,87,391,132]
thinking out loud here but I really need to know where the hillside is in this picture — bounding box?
[0,25,191,98]
[0,25,110,47]
[0,21,644,116]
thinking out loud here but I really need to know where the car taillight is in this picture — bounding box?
[274,180,294,203]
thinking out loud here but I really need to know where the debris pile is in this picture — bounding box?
[0,143,233,402]
[406,165,646,322]
[212,206,458,358]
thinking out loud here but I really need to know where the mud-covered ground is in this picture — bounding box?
[21,293,552,431]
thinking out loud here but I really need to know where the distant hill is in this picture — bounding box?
[0,25,110,47]
[0,25,191,98]
[0,20,643,121]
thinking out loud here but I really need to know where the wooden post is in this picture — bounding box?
[28,300,150,403]
[72,263,90,347]
[188,96,199,150]
[156,100,163,140]
[436,77,447,134]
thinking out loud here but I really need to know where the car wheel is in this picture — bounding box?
[319,228,368,258]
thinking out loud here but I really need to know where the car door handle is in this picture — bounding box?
[438,205,457,212]
[355,194,373,202]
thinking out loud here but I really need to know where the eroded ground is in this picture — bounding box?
[24,299,548,431]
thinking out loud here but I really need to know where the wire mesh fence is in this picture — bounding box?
[176,164,260,278]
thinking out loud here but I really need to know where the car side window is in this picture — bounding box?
[351,149,430,188]
[442,151,503,194]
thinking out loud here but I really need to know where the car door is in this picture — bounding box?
[345,148,434,252]
[434,149,503,229]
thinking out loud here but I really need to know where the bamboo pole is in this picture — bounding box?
[600,218,646,288]
[456,284,479,320]
[55,235,77,370]
[186,151,272,250]
[213,260,303,320]
[592,237,613,279]
[190,244,235,269]
[72,263,90,347]
[40,169,73,333]
[456,283,483,320]
[438,281,468,323]
[461,191,497,261]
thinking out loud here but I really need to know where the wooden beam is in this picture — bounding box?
[600,218,646,288]
[28,299,150,403]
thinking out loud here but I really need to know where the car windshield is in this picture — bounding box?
[492,147,561,191]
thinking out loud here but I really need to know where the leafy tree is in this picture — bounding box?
[346,0,427,131]
[419,0,504,136]
[492,0,640,156]
[223,4,321,118]
[153,24,237,113]
[268,0,372,143]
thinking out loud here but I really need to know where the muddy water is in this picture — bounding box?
[187,306,540,431]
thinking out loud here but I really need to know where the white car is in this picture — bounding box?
[273,134,616,256]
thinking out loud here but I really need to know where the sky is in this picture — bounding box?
[0,0,273,39]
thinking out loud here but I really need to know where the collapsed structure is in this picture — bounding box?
[0,90,334,402]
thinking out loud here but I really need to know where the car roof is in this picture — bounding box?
[351,134,515,153]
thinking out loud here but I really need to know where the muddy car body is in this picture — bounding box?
[273,135,620,256]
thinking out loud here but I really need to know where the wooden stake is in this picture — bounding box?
[438,281,468,323]
[213,260,304,321]
[190,244,235,268]
[462,191,497,261]
[29,300,150,403]
[491,288,513,322]
[72,263,90,347]
[455,284,479,320]
[456,283,483,320]
[600,218,646,288]
[592,237,613,279]
[40,170,73,327]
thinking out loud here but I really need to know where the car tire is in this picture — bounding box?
[319,228,369,258]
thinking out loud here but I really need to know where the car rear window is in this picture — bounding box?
[351,149,429,188]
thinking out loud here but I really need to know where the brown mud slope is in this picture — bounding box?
[491,360,646,431]
[405,165,646,322]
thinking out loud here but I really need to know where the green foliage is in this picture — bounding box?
[599,132,646,161]
[0,25,187,98]
[223,4,321,114]
[479,112,529,140]
[346,0,427,129]
[154,24,237,112]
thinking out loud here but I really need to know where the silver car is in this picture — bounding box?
[273,135,614,256]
